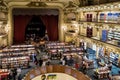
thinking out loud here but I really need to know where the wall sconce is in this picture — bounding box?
[62,25,67,31]
[75,29,78,33]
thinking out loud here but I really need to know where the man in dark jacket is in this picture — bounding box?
[39,58,43,66]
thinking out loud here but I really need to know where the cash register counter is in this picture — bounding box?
[23,65,91,80]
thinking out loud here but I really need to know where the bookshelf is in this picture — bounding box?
[0,45,36,69]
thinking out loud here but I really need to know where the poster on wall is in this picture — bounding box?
[102,30,108,42]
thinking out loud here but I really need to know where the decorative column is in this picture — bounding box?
[0,0,8,46]
[62,25,67,41]
[63,1,79,42]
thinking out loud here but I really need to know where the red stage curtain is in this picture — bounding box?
[41,15,58,41]
[13,15,58,44]
[13,15,32,44]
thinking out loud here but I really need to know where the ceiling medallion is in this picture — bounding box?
[27,1,47,7]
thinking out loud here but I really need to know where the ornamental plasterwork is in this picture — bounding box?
[2,0,80,44]
[0,0,8,36]
[0,0,8,12]
[63,1,78,17]
[4,0,80,4]
[27,1,47,7]
[3,0,81,10]
[63,1,78,22]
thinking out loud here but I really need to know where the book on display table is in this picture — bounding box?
[50,52,61,60]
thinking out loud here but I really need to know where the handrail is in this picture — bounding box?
[78,18,120,24]
[23,65,91,80]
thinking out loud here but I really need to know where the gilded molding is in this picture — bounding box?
[0,0,8,12]
[27,1,47,7]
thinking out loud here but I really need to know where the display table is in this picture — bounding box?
[0,72,9,80]
[0,69,9,80]
[98,62,105,67]
[112,75,120,80]
[94,67,110,79]
[39,40,46,45]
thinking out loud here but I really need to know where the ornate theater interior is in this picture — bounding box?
[0,0,120,80]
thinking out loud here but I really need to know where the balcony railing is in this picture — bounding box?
[23,65,91,80]
[79,18,120,24]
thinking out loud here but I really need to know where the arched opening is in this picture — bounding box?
[25,15,46,42]
[13,8,59,44]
